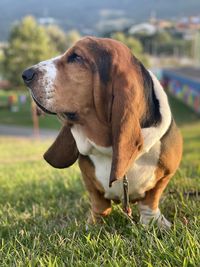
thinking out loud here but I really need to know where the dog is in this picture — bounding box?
[22,37,182,228]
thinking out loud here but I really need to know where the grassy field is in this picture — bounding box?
[0,90,60,129]
[0,96,199,266]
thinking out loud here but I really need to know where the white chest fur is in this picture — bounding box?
[71,125,161,201]
[89,141,160,200]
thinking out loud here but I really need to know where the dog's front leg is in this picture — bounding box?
[138,173,172,229]
[78,155,112,224]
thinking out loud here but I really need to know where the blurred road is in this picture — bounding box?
[0,124,58,139]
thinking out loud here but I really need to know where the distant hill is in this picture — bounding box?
[0,0,200,40]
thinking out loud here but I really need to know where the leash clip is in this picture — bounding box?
[122,175,132,217]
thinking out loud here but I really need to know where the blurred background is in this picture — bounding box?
[0,1,200,265]
[0,0,200,134]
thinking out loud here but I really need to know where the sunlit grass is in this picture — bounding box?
[0,96,199,266]
[0,91,60,129]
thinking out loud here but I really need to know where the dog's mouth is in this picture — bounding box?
[30,92,78,120]
[31,93,56,115]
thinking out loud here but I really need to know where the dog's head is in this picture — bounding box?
[22,37,156,186]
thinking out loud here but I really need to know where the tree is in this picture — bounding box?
[46,27,81,53]
[2,16,58,87]
[45,25,67,53]
[111,32,149,67]
[65,30,81,49]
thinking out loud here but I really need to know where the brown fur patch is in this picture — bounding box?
[141,120,182,210]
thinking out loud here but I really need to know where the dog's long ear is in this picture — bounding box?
[109,69,143,186]
[92,40,143,186]
[44,125,79,168]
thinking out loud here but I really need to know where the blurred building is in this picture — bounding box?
[129,23,156,35]
[177,16,200,31]
[37,17,58,26]
[162,67,200,114]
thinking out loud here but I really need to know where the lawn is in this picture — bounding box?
[0,96,199,266]
[0,90,60,129]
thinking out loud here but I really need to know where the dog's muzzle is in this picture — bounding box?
[22,68,56,115]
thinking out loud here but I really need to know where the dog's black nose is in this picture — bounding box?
[22,68,36,85]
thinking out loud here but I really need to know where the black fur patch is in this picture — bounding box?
[138,61,162,128]
[64,112,78,121]
[87,40,113,85]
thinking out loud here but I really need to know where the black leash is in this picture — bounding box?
[122,175,132,217]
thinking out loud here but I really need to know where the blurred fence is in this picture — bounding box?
[162,67,200,114]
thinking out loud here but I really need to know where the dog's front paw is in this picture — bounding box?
[156,214,172,229]
[139,204,171,229]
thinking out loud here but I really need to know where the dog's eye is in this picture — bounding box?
[67,53,83,64]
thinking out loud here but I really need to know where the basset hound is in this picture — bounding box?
[22,37,182,228]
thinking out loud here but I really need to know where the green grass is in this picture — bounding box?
[0,96,199,266]
[0,90,60,129]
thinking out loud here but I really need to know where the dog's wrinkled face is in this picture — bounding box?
[22,37,140,125]
[22,37,103,121]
